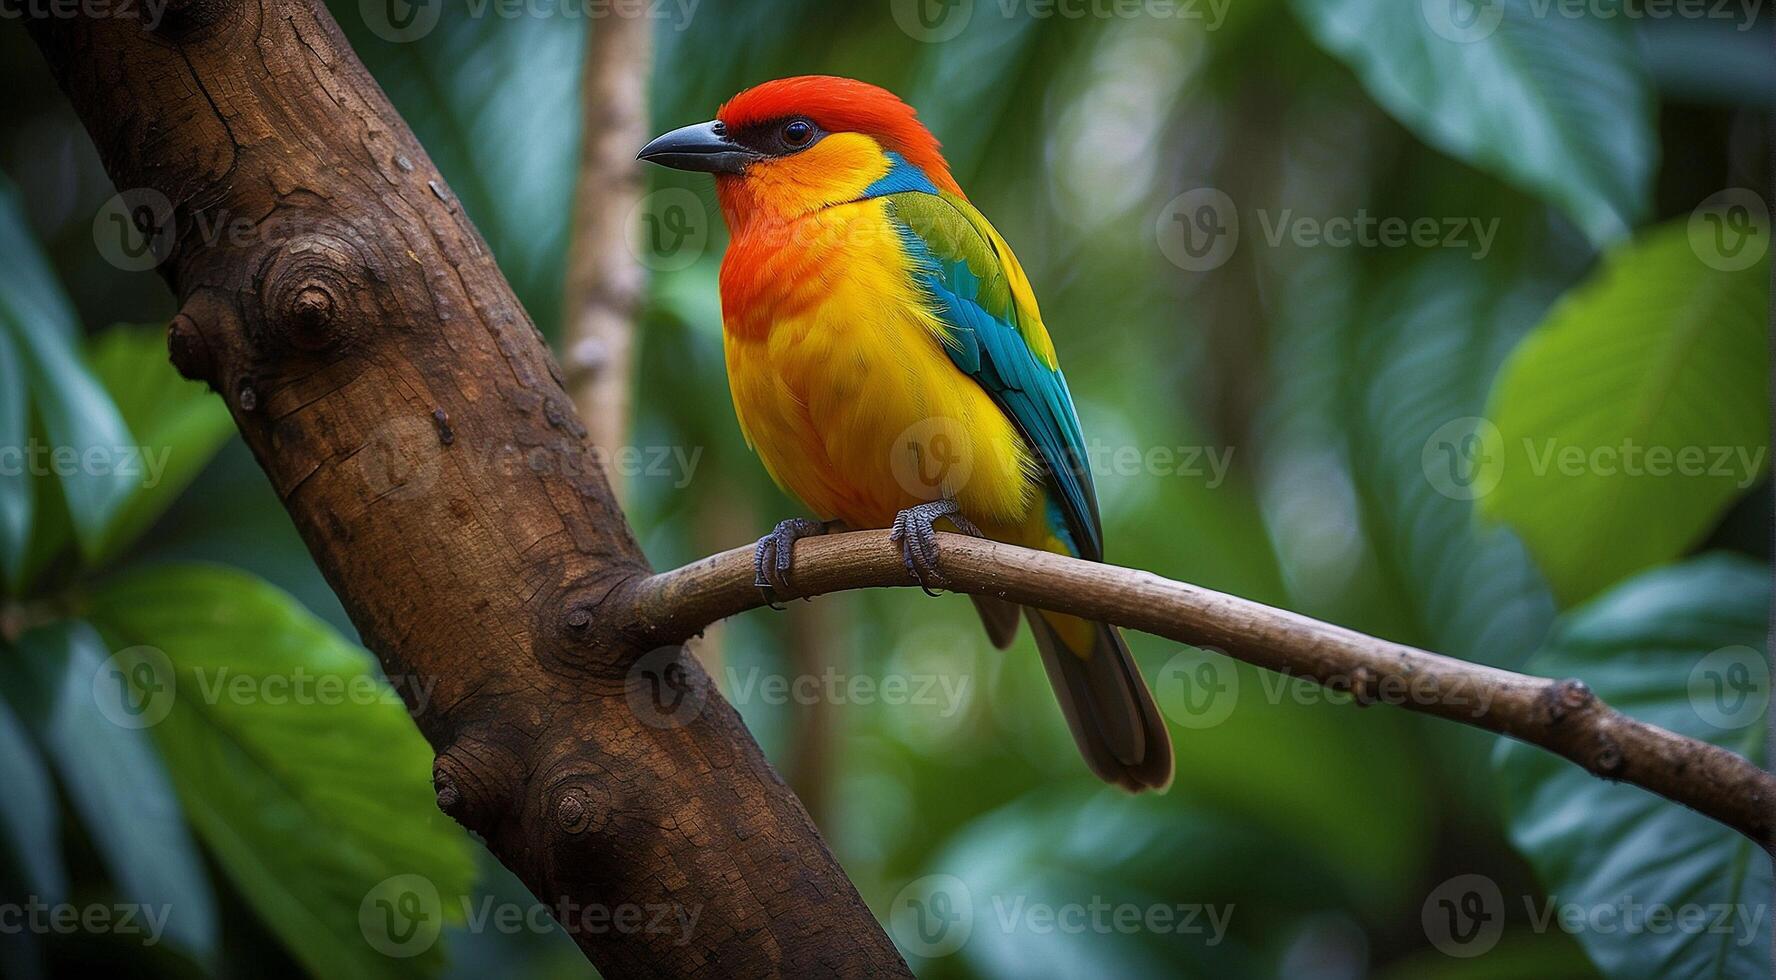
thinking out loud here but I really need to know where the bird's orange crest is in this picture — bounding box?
[717,76,962,197]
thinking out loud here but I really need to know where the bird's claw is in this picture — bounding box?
[888,500,981,597]
[753,517,830,608]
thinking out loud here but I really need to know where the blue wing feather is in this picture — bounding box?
[885,193,1103,561]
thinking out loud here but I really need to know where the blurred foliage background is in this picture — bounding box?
[0,0,1772,977]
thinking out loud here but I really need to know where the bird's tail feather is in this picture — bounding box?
[969,595,1022,649]
[1025,609,1174,792]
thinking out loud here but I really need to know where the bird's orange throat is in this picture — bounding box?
[716,198,899,344]
[713,134,910,344]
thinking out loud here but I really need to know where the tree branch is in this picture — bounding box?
[25,1,908,974]
[622,531,1776,853]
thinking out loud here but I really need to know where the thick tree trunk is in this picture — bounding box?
[24,1,909,975]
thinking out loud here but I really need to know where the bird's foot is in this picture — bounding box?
[753,517,834,608]
[889,499,982,597]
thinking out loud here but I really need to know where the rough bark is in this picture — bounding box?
[24,1,908,975]
[629,532,1776,854]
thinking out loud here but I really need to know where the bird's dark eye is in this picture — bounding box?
[782,120,814,147]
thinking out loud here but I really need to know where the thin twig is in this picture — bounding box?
[622,531,1776,852]
[564,14,652,494]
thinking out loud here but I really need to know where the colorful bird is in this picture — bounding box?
[639,76,1173,791]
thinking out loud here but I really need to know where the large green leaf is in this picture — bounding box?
[0,176,80,346]
[0,184,137,563]
[1479,222,1770,605]
[0,326,29,591]
[88,564,476,979]
[0,667,65,902]
[1289,0,1654,245]
[1493,555,1771,979]
[1340,254,1557,666]
[85,324,235,564]
[899,790,1320,975]
[2,620,217,957]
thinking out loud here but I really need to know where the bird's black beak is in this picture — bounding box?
[637,120,758,175]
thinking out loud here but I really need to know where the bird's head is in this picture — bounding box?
[638,76,961,226]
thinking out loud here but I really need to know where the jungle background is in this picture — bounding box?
[0,0,1771,977]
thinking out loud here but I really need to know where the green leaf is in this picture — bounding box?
[906,790,1310,975]
[85,324,235,564]
[0,176,80,346]
[1493,555,1771,979]
[1479,221,1771,604]
[1341,253,1557,666]
[0,184,138,563]
[88,564,477,979]
[0,325,30,591]
[1,620,218,957]
[0,668,65,902]
[1290,0,1654,245]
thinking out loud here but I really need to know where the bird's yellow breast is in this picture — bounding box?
[720,198,1038,535]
